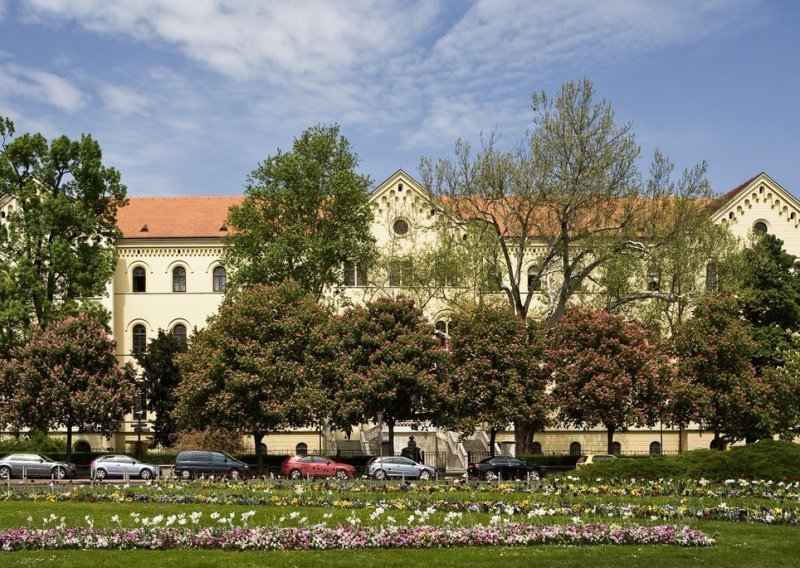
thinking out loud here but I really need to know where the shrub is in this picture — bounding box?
[0,431,66,454]
[171,429,246,453]
[568,440,800,481]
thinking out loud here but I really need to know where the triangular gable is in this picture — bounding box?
[711,173,800,231]
[369,169,458,227]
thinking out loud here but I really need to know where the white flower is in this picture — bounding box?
[110,515,120,525]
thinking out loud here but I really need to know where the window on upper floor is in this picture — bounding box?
[388,259,413,287]
[753,221,768,236]
[344,261,367,287]
[213,266,226,292]
[172,324,187,344]
[132,267,146,293]
[173,266,186,293]
[132,324,147,354]
[527,265,541,292]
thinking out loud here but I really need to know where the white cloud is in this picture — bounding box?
[0,63,86,111]
[99,84,149,115]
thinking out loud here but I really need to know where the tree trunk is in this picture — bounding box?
[489,429,497,457]
[678,425,684,454]
[514,422,534,455]
[65,423,73,463]
[606,425,616,455]
[253,431,264,475]
[387,417,395,454]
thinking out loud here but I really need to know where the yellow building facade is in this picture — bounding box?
[76,171,800,465]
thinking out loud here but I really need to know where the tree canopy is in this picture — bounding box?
[0,311,135,460]
[326,297,445,449]
[175,282,330,471]
[548,307,669,454]
[445,303,550,455]
[134,329,187,448]
[223,124,375,298]
[0,116,126,355]
[420,79,717,325]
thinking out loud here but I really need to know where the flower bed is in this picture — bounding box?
[0,523,715,551]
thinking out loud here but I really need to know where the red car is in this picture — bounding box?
[280,455,355,480]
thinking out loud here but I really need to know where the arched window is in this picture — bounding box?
[172,324,187,344]
[531,441,542,455]
[527,265,541,292]
[173,266,186,292]
[753,221,768,235]
[132,266,146,293]
[611,441,621,456]
[74,441,91,453]
[569,441,581,456]
[295,442,308,456]
[213,266,226,292]
[132,324,147,354]
[649,441,662,456]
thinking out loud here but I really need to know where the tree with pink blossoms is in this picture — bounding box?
[548,308,669,455]
[445,303,550,455]
[175,282,330,474]
[0,312,135,460]
[326,297,446,451]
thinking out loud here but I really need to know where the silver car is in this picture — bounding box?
[0,453,76,479]
[367,456,435,480]
[90,455,159,480]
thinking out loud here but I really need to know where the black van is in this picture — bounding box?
[173,450,249,480]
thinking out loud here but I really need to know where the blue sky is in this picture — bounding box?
[1,0,798,198]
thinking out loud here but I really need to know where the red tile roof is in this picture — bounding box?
[116,196,242,238]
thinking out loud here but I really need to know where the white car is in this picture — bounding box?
[575,454,617,469]
[90,455,159,480]
[367,456,435,480]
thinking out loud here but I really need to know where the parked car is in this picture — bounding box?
[575,454,617,469]
[467,456,546,481]
[280,455,356,480]
[173,450,249,480]
[0,453,76,480]
[367,456,435,480]
[90,455,159,480]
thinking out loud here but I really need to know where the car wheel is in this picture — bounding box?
[373,469,387,481]
[484,470,498,482]
[335,469,349,480]
[139,469,153,481]
[418,469,432,481]
[527,469,541,482]
[0,466,11,480]
[289,469,303,480]
[95,468,107,481]
[53,466,67,480]
[180,469,193,480]
[229,469,241,480]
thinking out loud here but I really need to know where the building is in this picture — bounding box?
[58,171,800,461]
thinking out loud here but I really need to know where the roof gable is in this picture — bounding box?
[711,173,800,231]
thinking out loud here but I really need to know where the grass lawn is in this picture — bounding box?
[0,480,796,567]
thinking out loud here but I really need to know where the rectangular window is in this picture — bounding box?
[706,262,718,292]
[344,261,367,287]
[389,260,412,287]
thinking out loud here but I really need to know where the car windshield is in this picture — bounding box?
[41,456,54,462]
[576,456,587,464]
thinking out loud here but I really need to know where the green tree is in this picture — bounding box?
[670,297,778,447]
[549,308,669,454]
[223,124,375,298]
[327,297,445,450]
[445,303,550,456]
[0,312,136,461]
[0,117,126,354]
[734,234,800,370]
[420,79,712,325]
[175,282,330,473]
[134,330,187,448]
